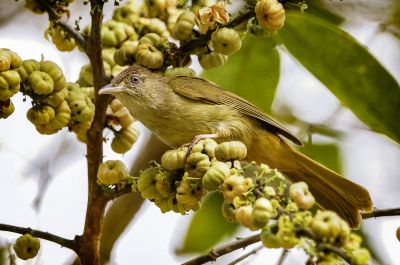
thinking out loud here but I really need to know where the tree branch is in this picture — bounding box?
[226,244,263,265]
[362,208,400,219]
[182,234,261,265]
[75,0,112,264]
[36,0,87,50]
[0,223,77,251]
[180,9,255,54]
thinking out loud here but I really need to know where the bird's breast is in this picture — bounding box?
[134,99,255,148]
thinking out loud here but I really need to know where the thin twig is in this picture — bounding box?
[182,234,261,265]
[226,244,264,265]
[362,208,400,219]
[0,223,77,251]
[36,0,87,50]
[276,249,289,265]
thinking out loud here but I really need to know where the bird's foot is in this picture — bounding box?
[181,133,218,159]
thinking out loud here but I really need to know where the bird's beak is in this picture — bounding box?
[98,84,126,95]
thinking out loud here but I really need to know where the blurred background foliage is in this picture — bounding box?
[0,0,399,264]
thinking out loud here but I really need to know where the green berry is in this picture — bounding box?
[97,160,129,185]
[198,52,228,70]
[138,167,162,200]
[135,43,164,69]
[13,234,40,260]
[161,149,187,171]
[215,141,247,161]
[211,28,242,56]
[289,181,315,210]
[252,197,273,228]
[111,125,140,154]
[202,161,230,191]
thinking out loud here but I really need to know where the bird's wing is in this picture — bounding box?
[167,76,302,145]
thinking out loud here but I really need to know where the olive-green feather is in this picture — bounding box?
[167,76,302,145]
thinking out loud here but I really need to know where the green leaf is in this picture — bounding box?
[301,143,342,174]
[306,0,344,25]
[202,37,280,112]
[278,12,400,143]
[176,193,238,254]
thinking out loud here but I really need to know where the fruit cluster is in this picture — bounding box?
[106,98,139,154]
[98,139,371,265]
[0,48,21,119]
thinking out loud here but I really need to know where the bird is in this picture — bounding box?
[99,65,372,227]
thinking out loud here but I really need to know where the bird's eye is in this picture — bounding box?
[131,75,140,84]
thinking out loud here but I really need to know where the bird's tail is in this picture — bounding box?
[247,134,373,228]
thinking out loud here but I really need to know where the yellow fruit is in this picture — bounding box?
[222,175,252,203]
[289,181,315,210]
[40,61,66,91]
[13,234,40,260]
[78,64,93,87]
[252,197,273,228]
[235,205,258,230]
[138,167,162,200]
[211,28,242,56]
[139,33,162,46]
[0,70,21,101]
[114,41,139,66]
[161,149,187,171]
[172,11,195,41]
[215,141,247,161]
[255,0,285,31]
[111,125,140,154]
[202,161,230,191]
[113,4,141,24]
[198,52,228,70]
[0,100,14,119]
[27,105,55,125]
[17,59,40,81]
[102,20,135,47]
[40,88,68,107]
[97,160,129,185]
[176,180,203,205]
[68,96,95,122]
[311,210,342,240]
[28,71,54,95]
[0,48,21,71]
[48,25,76,52]
[45,100,71,130]
[135,43,164,69]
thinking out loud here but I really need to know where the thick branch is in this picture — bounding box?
[76,0,112,264]
[182,234,261,265]
[0,223,76,251]
[362,208,400,219]
[36,0,87,50]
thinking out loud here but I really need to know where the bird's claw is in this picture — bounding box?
[181,134,218,160]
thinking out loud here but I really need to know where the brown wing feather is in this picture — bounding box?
[167,76,302,146]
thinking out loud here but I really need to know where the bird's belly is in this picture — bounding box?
[137,104,251,148]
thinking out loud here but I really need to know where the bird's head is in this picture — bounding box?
[99,65,154,99]
[99,65,167,115]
